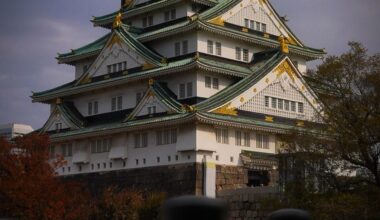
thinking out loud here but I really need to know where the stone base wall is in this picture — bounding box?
[216,165,248,191]
[62,163,250,197]
[62,163,202,197]
[217,187,279,220]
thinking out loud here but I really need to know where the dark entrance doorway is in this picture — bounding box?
[247,170,270,187]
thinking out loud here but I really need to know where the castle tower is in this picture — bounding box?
[32,0,324,196]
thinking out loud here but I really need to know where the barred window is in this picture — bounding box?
[291,101,296,112]
[278,99,284,110]
[179,83,185,99]
[215,42,222,56]
[182,40,188,54]
[235,130,242,146]
[212,78,219,90]
[91,138,111,153]
[207,40,214,54]
[61,143,73,157]
[216,128,229,144]
[135,133,148,148]
[235,47,241,60]
[265,96,269,107]
[174,42,181,56]
[244,18,249,28]
[156,128,177,145]
[256,134,269,149]
[205,76,211,88]
[243,49,249,62]
[298,102,304,113]
[187,82,193,97]
[271,97,277,108]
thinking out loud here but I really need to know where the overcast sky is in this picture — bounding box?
[0,0,379,129]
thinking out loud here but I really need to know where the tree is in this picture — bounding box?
[0,134,91,220]
[274,42,380,219]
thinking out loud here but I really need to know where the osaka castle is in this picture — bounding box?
[32,0,324,196]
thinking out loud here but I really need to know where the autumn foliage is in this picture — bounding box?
[0,134,166,220]
[0,134,91,220]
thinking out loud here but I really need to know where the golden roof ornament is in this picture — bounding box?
[113,12,123,29]
[148,78,155,86]
[279,35,289,54]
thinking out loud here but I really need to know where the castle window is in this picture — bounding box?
[164,11,170,21]
[207,40,214,54]
[83,65,88,74]
[298,102,304,113]
[110,162,113,168]
[235,47,241,60]
[94,101,98,114]
[88,101,98,115]
[175,42,181,56]
[171,9,176,20]
[107,65,112,74]
[265,96,270,107]
[182,40,188,54]
[142,15,153,27]
[179,83,186,99]
[61,143,73,157]
[291,101,296,112]
[91,164,94,170]
[256,134,269,149]
[78,165,82,171]
[123,161,126,167]
[236,131,250,147]
[205,76,211,88]
[278,99,284,110]
[103,163,106,169]
[244,18,249,28]
[156,128,177,145]
[55,123,62,132]
[157,157,160,163]
[250,20,254,29]
[215,128,229,144]
[111,96,123,111]
[243,49,249,62]
[136,159,139,165]
[230,157,234,162]
[175,155,179,161]
[91,138,111,153]
[212,78,219,90]
[215,42,222,56]
[216,155,219,161]
[134,132,148,148]
[262,23,267,33]
[255,21,261,31]
[168,156,171,162]
[148,106,156,115]
[285,100,290,111]
[143,158,146,164]
[271,97,277,108]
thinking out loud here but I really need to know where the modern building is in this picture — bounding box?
[0,123,34,140]
[32,0,324,196]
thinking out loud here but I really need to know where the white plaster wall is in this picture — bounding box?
[195,124,276,166]
[135,95,171,117]
[197,32,263,62]
[160,71,197,99]
[225,2,281,36]
[148,32,197,58]
[128,3,192,28]
[71,82,148,116]
[75,59,94,79]
[196,71,235,98]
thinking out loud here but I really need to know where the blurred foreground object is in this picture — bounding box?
[162,196,228,220]
[267,209,310,220]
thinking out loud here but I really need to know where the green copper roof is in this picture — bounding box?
[32,53,253,102]
[195,50,286,111]
[57,33,111,64]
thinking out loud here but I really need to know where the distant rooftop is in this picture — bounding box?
[0,123,34,140]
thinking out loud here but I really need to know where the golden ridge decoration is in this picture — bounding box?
[275,60,296,81]
[182,104,196,112]
[213,103,238,116]
[242,27,249,33]
[106,34,123,49]
[80,75,92,84]
[56,98,62,105]
[123,0,133,7]
[296,121,305,127]
[113,12,123,29]
[142,63,155,70]
[148,78,155,85]
[265,116,274,122]
[278,35,289,54]
[208,16,225,26]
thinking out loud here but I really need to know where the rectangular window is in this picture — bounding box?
[179,83,185,99]
[215,42,222,56]
[235,47,241,60]
[205,76,211,88]
[164,11,170,21]
[265,96,269,107]
[107,65,112,74]
[243,132,250,147]
[271,97,277,108]
[174,42,181,56]
[187,82,193,97]
[182,40,188,54]
[148,16,153,26]
[207,40,214,54]
[94,101,98,114]
[88,102,93,115]
[256,22,261,31]
[123,61,127,70]
[55,123,62,131]
[118,63,123,72]
[135,133,148,148]
[91,138,111,153]
[235,130,242,146]
[244,18,249,28]
[298,102,304,113]
[216,128,228,144]
[212,78,219,90]
[243,49,249,62]
[156,128,177,145]
[111,97,117,111]
[113,64,117,72]
[171,9,176,20]
[278,99,283,110]
[250,20,255,29]
[117,96,123,110]
[291,101,296,112]
[142,17,147,27]
[262,23,267,33]
[256,134,269,149]
[284,100,290,111]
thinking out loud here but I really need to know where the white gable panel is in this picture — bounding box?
[135,95,171,117]
[88,36,145,78]
[226,3,281,36]
[46,112,71,132]
[239,75,317,121]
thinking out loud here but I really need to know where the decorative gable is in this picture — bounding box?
[41,103,85,133]
[125,80,185,121]
[210,57,322,122]
[209,0,301,46]
[86,34,147,79]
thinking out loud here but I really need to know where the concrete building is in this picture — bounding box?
[32,0,324,197]
[0,123,34,140]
